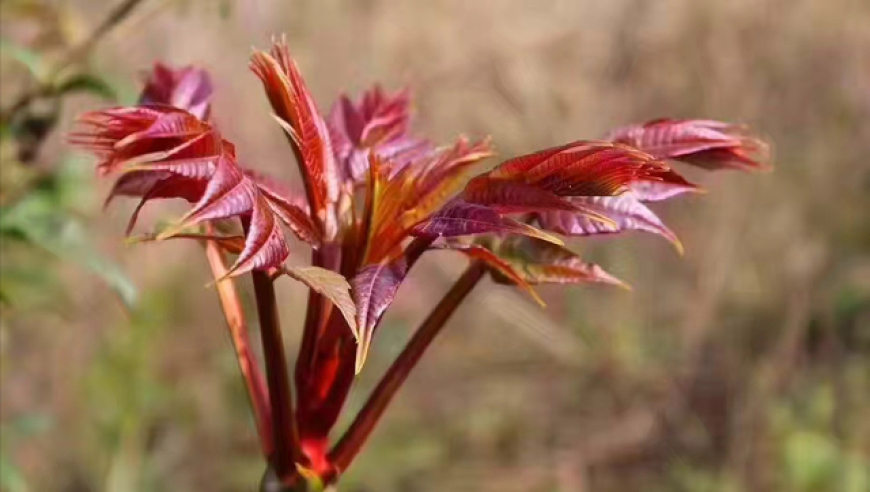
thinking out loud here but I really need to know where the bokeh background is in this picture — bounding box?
[2,0,869,491]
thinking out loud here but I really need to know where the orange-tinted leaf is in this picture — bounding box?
[607,119,771,172]
[250,39,340,237]
[361,154,406,263]
[282,265,357,342]
[397,137,494,229]
[361,139,493,264]
[537,194,682,252]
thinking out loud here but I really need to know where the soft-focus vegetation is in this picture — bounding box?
[1,0,869,491]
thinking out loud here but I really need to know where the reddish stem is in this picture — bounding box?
[327,260,487,477]
[304,236,436,441]
[295,248,325,391]
[251,269,304,482]
[204,239,273,456]
[239,215,303,484]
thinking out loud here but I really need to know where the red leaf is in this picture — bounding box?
[72,106,222,179]
[139,62,213,120]
[73,106,297,275]
[537,194,682,252]
[246,170,321,246]
[486,141,671,197]
[250,39,341,237]
[606,119,771,172]
[114,172,206,234]
[463,176,582,214]
[350,258,409,372]
[231,194,290,276]
[413,199,562,245]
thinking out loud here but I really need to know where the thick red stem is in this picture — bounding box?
[240,215,303,484]
[252,269,304,482]
[302,237,436,443]
[327,261,486,478]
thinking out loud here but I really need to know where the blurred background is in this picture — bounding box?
[1,0,869,491]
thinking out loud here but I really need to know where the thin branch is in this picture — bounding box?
[1,0,147,123]
[327,260,487,477]
[204,239,273,456]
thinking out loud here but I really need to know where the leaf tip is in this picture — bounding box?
[354,337,371,375]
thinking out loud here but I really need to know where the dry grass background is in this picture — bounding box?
[2,0,870,491]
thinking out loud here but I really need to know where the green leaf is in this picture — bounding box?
[1,192,137,309]
[483,236,629,289]
[0,38,48,81]
[52,73,117,101]
[0,455,29,492]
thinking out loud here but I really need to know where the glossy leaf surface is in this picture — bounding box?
[607,118,770,172]
[250,39,340,237]
[537,194,682,252]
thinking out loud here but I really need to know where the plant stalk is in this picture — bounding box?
[204,239,273,456]
[327,260,487,477]
[251,269,304,482]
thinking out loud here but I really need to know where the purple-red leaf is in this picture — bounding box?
[246,170,321,246]
[606,118,771,172]
[413,199,562,245]
[73,106,297,275]
[350,258,409,373]
[139,62,213,120]
[328,86,428,184]
[537,194,682,252]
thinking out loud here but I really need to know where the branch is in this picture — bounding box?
[1,0,147,124]
[327,260,487,477]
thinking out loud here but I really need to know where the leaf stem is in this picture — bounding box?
[327,260,487,477]
[204,239,273,456]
